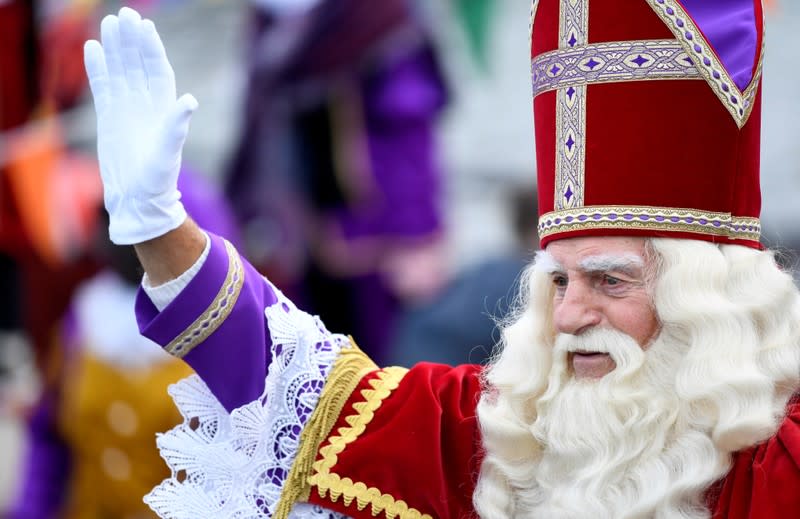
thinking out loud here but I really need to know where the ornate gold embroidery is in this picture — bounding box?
[274,341,377,519]
[646,0,763,128]
[538,205,761,242]
[164,240,244,358]
[554,0,589,211]
[305,366,430,519]
[532,39,702,97]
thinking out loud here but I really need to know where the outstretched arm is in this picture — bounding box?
[84,10,360,518]
[84,7,203,282]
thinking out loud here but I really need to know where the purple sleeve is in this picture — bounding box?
[135,232,277,412]
[8,396,71,519]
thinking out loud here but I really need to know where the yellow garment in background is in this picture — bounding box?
[57,350,192,519]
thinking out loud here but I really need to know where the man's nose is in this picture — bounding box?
[553,281,602,335]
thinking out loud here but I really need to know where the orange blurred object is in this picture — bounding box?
[4,119,102,268]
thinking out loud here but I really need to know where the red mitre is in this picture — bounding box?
[532,0,764,249]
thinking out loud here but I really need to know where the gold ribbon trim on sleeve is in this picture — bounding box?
[164,239,244,359]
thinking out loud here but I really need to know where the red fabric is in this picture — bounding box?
[531,0,559,56]
[583,80,759,212]
[0,0,39,130]
[710,396,800,518]
[531,0,764,250]
[733,87,762,222]
[588,0,674,43]
[309,365,799,518]
[307,363,483,518]
[534,91,557,218]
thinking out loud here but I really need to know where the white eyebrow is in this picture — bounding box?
[579,254,644,275]
[533,250,563,273]
[533,251,644,276]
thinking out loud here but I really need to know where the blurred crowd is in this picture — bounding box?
[0,0,537,517]
[1,0,798,517]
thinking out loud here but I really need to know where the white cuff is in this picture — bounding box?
[142,232,211,312]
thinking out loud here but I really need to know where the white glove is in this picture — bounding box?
[84,7,197,245]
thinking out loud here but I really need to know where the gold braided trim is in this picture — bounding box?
[311,473,431,519]
[307,367,430,519]
[274,340,377,519]
[538,205,761,242]
[164,240,244,358]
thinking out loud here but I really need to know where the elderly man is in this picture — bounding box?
[84,1,800,518]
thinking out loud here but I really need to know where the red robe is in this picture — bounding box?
[296,362,800,519]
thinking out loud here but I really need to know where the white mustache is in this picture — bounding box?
[554,328,641,357]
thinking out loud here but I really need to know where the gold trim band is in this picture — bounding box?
[306,367,429,519]
[532,39,702,97]
[538,205,761,242]
[553,0,589,211]
[164,240,245,358]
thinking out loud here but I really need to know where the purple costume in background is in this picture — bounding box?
[225,0,447,365]
[9,167,240,519]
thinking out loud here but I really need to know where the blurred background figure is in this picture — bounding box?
[7,167,239,519]
[388,185,538,368]
[3,0,800,514]
[0,1,102,508]
[225,0,450,365]
[0,0,99,399]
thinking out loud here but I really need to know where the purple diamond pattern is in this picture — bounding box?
[538,209,760,242]
[532,41,700,98]
[568,33,578,47]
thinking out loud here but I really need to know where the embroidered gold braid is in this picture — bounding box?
[538,205,761,242]
[274,340,378,519]
[164,240,244,358]
[306,366,429,519]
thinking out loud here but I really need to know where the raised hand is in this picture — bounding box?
[84,7,197,245]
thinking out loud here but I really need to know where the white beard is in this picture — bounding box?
[519,329,726,519]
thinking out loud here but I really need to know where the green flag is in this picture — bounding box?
[454,0,495,69]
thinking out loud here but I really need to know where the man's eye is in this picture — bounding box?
[552,275,568,288]
[604,275,622,286]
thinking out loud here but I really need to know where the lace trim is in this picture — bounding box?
[275,343,377,518]
[307,368,433,519]
[291,503,353,518]
[144,279,352,518]
[164,240,244,358]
